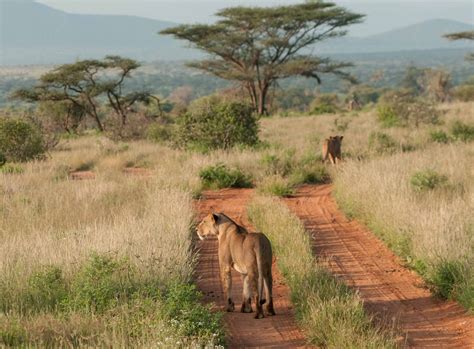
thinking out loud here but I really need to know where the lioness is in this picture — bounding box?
[322,135,344,165]
[197,213,275,319]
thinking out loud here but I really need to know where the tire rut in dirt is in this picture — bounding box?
[194,188,310,348]
[284,184,473,349]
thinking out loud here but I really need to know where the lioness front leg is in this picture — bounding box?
[221,266,234,312]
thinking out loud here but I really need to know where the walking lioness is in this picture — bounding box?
[322,135,344,165]
[197,213,275,319]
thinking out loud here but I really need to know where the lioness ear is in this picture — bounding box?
[211,213,219,223]
[339,136,344,140]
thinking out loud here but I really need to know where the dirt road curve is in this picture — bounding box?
[194,189,310,348]
[284,184,473,349]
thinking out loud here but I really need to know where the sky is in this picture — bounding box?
[37,0,473,37]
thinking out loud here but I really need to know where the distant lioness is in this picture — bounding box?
[197,213,275,319]
[322,135,344,165]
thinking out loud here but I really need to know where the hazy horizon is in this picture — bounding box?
[35,0,474,37]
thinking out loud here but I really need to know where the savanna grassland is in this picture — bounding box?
[0,100,473,347]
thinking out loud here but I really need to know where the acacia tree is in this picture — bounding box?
[161,2,364,115]
[13,56,157,132]
[444,30,474,61]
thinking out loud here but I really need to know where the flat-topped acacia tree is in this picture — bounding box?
[444,31,474,62]
[161,1,364,115]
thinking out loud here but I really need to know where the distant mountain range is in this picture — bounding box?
[1,0,473,66]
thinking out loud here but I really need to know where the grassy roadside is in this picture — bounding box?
[0,163,224,347]
[248,195,397,349]
[334,144,473,312]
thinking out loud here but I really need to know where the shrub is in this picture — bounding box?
[368,132,397,155]
[376,104,400,128]
[260,151,295,176]
[67,254,135,313]
[428,260,466,300]
[377,91,439,128]
[162,283,224,345]
[199,163,252,190]
[289,163,330,186]
[176,96,259,151]
[310,94,340,115]
[257,175,294,197]
[453,84,474,102]
[430,130,451,144]
[451,121,474,142]
[0,118,45,162]
[0,152,6,166]
[27,266,68,312]
[410,169,448,192]
[146,123,172,143]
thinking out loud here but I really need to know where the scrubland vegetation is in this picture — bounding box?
[1,1,473,344]
[0,148,224,346]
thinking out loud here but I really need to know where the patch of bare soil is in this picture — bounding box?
[284,184,473,348]
[69,170,95,180]
[194,188,310,348]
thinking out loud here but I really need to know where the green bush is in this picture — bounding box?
[376,104,400,128]
[368,132,397,155]
[410,169,448,192]
[0,152,5,166]
[27,266,68,312]
[377,91,439,128]
[428,261,466,300]
[430,130,451,144]
[0,118,45,162]
[162,283,224,345]
[260,151,295,176]
[310,94,340,115]
[67,254,135,313]
[176,96,259,151]
[257,175,294,197]
[453,84,474,102]
[199,163,252,190]
[289,163,330,186]
[451,121,474,142]
[146,123,172,143]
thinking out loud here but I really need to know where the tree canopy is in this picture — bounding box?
[444,30,474,62]
[12,56,159,132]
[161,1,364,114]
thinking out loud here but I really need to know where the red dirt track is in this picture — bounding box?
[284,185,473,348]
[193,185,473,348]
[194,189,310,348]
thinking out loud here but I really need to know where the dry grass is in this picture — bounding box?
[0,139,226,346]
[261,101,474,158]
[334,143,474,310]
[248,195,397,348]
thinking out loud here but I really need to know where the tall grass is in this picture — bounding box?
[334,143,474,311]
[248,195,397,348]
[0,143,224,346]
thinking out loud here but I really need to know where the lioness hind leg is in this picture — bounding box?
[221,266,234,312]
[264,271,276,316]
[240,275,253,313]
[255,294,265,319]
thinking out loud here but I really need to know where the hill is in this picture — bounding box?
[319,19,474,53]
[0,1,473,65]
[0,0,199,65]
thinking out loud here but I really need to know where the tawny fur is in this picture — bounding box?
[322,135,344,165]
[197,213,275,319]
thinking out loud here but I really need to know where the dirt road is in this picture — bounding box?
[284,184,473,348]
[193,185,473,348]
[194,188,309,348]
